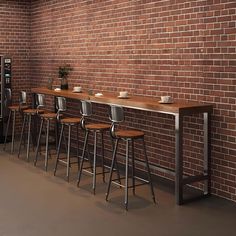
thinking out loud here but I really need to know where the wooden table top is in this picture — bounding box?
[31,87,213,115]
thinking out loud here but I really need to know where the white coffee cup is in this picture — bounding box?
[119,91,128,97]
[73,86,82,92]
[95,93,103,97]
[161,96,172,103]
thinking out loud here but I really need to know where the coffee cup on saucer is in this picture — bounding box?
[73,86,82,92]
[119,91,128,98]
[160,96,172,103]
[95,93,103,97]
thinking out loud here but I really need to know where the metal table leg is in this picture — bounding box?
[175,113,183,205]
[204,112,211,195]
[175,111,212,205]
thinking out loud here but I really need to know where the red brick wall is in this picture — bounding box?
[0,0,31,100]
[8,0,236,202]
[0,0,31,130]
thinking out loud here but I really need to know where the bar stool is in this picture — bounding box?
[3,90,29,153]
[54,97,80,182]
[34,94,58,171]
[77,100,111,194]
[18,93,45,161]
[106,105,156,210]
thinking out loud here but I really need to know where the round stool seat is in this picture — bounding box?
[40,112,57,120]
[23,108,44,115]
[86,123,110,131]
[4,104,29,154]
[60,117,81,124]
[115,129,144,139]
[8,105,29,111]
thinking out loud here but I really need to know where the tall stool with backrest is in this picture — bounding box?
[34,94,58,171]
[77,100,111,194]
[54,97,80,182]
[3,90,28,153]
[106,105,156,210]
[18,93,45,161]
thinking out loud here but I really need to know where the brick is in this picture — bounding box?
[1,0,236,203]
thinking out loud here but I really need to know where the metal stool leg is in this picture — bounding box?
[11,110,16,154]
[18,114,27,158]
[131,139,135,195]
[142,139,156,203]
[34,118,44,166]
[66,125,72,182]
[125,139,129,210]
[21,112,26,149]
[26,114,32,162]
[31,115,38,147]
[106,138,119,201]
[62,129,68,154]
[55,121,58,150]
[45,119,50,171]
[77,130,89,187]
[54,124,64,176]
[76,124,80,170]
[92,131,97,194]
[86,142,93,172]
[3,110,12,151]
[111,139,121,185]
[101,132,105,183]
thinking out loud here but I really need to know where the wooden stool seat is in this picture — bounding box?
[115,129,144,139]
[86,123,110,131]
[40,112,57,120]
[60,117,81,124]
[8,105,19,111]
[23,108,44,115]
[8,105,29,111]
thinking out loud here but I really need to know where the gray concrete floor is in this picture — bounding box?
[0,145,236,236]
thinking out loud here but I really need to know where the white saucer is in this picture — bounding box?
[118,95,130,99]
[72,90,82,93]
[158,101,173,104]
[54,88,61,91]
[95,93,103,97]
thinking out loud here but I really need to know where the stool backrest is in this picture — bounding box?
[19,91,27,105]
[5,90,27,106]
[4,88,12,105]
[80,100,92,129]
[109,105,124,138]
[56,97,66,119]
[36,93,45,109]
[109,105,124,123]
[4,89,12,116]
[81,100,92,117]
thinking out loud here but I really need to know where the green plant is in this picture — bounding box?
[58,65,72,79]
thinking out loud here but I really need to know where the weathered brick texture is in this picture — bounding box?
[0,0,31,130]
[2,0,236,202]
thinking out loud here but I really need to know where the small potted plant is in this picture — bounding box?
[58,65,72,90]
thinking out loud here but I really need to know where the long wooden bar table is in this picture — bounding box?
[32,87,213,205]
